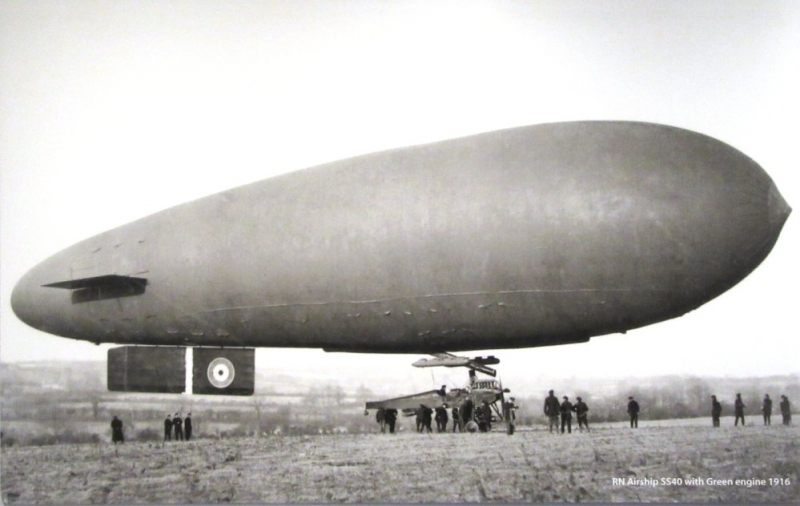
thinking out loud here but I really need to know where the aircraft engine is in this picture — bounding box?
[107,346,254,395]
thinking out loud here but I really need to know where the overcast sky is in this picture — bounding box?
[1,1,798,391]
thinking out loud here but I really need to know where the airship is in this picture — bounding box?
[11,121,791,395]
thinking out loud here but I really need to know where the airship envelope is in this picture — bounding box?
[11,122,792,356]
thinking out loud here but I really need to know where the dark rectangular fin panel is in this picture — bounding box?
[43,275,147,304]
[108,346,185,394]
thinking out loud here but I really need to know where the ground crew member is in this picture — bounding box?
[110,415,124,445]
[434,405,449,432]
[461,399,474,428]
[734,393,746,426]
[574,397,589,432]
[422,405,433,433]
[384,408,398,434]
[560,396,573,434]
[173,412,184,441]
[544,390,560,433]
[376,408,386,433]
[452,406,461,433]
[711,395,722,427]
[184,413,193,441]
[780,395,791,425]
[503,397,517,435]
[762,394,773,425]
[164,414,173,442]
[627,396,640,428]
[478,401,492,432]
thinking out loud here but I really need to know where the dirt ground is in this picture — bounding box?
[2,421,798,504]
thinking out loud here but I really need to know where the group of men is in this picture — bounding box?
[164,412,193,441]
[543,390,591,434]
[713,393,792,427]
[375,396,518,434]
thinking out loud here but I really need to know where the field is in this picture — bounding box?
[2,419,798,504]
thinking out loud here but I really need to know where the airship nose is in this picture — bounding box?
[768,180,792,229]
[11,268,43,331]
[10,251,73,337]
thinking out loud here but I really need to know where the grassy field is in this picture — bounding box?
[2,420,798,504]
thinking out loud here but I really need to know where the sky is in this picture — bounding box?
[1,1,798,392]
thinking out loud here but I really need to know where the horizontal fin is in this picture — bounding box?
[43,274,148,290]
[43,275,148,304]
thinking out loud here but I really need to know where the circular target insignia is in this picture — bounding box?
[207,357,235,388]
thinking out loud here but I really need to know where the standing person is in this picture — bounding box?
[627,396,640,428]
[164,414,173,442]
[173,412,184,441]
[734,393,746,426]
[559,396,573,434]
[452,406,461,433]
[574,397,590,432]
[762,394,773,425]
[503,397,517,435]
[184,413,193,441]
[110,415,124,445]
[477,401,492,432]
[461,399,474,429]
[422,405,433,433]
[375,408,386,433]
[544,390,560,433]
[476,403,486,432]
[779,395,791,425]
[711,395,722,427]
[384,408,398,434]
[434,405,449,433]
[415,407,424,433]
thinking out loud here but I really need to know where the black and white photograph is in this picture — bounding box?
[1,1,798,504]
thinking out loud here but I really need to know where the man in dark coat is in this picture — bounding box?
[173,412,184,441]
[110,415,124,445]
[780,395,791,425]
[627,396,640,428]
[434,405,449,433]
[184,413,193,441]
[762,394,773,425]
[734,393,746,426]
[574,397,589,432]
[477,401,492,432]
[711,395,722,427]
[384,408,398,434]
[461,399,474,428]
[451,406,461,433]
[421,405,433,433]
[164,414,173,442]
[559,396,573,434]
[544,390,560,433]
[376,408,386,433]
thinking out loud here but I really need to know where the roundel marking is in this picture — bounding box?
[207,357,235,388]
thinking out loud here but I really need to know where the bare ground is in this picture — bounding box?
[2,422,798,504]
